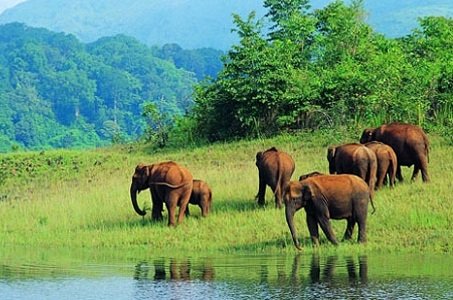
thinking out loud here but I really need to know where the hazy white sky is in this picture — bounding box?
[0,0,27,15]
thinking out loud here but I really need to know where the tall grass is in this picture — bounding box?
[0,129,452,255]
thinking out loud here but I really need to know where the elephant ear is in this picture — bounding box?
[327,146,336,162]
[285,183,305,210]
[256,151,263,163]
[300,184,314,207]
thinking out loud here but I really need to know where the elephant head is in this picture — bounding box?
[284,181,313,250]
[130,163,153,216]
[327,146,337,174]
[360,128,376,144]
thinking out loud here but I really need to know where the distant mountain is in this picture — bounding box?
[3,0,451,50]
[0,0,268,50]
[0,0,26,14]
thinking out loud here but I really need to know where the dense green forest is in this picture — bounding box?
[0,23,223,152]
[190,0,453,141]
[1,0,452,152]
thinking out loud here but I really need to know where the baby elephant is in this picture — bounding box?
[284,174,375,250]
[185,179,212,217]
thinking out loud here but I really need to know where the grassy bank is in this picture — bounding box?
[0,129,452,255]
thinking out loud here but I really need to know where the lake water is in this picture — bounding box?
[1,253,452,299]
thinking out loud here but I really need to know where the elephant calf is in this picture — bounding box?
[284,174,374,250]
[185,179,212,217]
[364,141,398,189]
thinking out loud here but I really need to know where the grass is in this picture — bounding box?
[0,128,452,256]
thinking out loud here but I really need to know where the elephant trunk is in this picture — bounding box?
[285,202,302,250]
[130,182,146,216]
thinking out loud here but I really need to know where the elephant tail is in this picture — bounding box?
[149,181,191,189]
[273,156,283,199]
[366,150,377,196]
[424,134,430,163]
[370,192,376,214]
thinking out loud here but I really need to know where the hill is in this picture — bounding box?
[0,23,197,151]
[1,1,453,49]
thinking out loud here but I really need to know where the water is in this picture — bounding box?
[1,253,452,299]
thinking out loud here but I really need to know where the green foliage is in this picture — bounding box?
[141,102,172,148]
[192,0,453,141]
[0,23,197,152]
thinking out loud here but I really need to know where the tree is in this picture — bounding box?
[142,102,172,148]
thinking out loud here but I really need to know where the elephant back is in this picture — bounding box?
[377,123,429,166]
[152,161,193,187]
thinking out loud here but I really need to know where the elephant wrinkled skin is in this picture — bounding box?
[255,147,295,208]
[364,141,398,189]
[360,122,430,182]
[327,143,377,193]
[284,174,374,250]
[130,161,193,226]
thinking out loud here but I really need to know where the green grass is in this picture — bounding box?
[0,129,452,255]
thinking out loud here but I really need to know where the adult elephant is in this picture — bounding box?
[360,122,430,182]
[185,179,212,217]
[364,141,398,189]
[255,147,295,208]
[130,161,193,226]
[284,174,374,250]
[327,143,377,193]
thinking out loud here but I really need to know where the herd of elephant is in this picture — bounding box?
[129,122,430,250]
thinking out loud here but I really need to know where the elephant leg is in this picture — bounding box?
[256,175,266,206]
[165,196,178,226]
[419,155,430,182]
[150,188,163,221]
[343,217,355,241]
[306,214,320,246]
[388,165,396,188]
[376,163,387,189]
[200,201,208,217]
[356,215,367,243]
[396,164,404,182]
[274,184,283,209]
[177,191,191,225]
[318,217,338,245]
[411,165,420,181]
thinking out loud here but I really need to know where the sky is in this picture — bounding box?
[0,0,27,15]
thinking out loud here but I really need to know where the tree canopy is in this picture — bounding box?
[0,23,223,152]
[192,0,453,141]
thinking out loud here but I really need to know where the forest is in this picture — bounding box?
[0,23,222,152]
[191,0,453,141]
[1,0,452,152]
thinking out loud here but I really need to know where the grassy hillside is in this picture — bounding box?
[0,129,451,255]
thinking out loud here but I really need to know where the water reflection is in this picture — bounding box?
[133,258,215,282]
[309,254,368,286]
[1,253,452,300]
